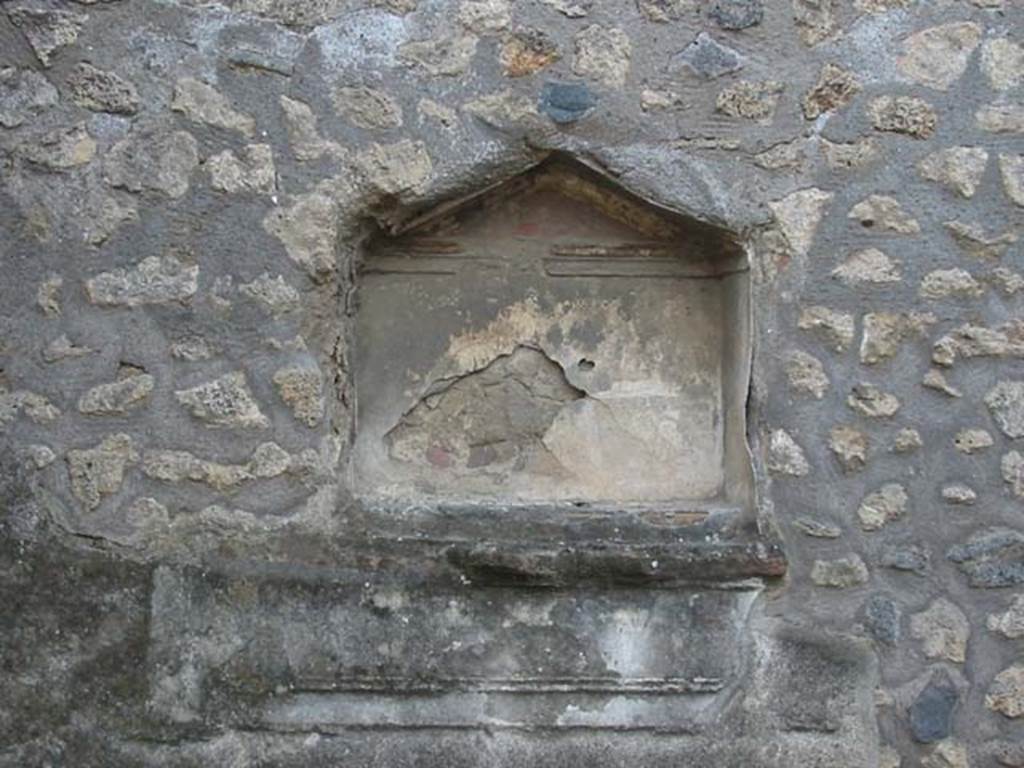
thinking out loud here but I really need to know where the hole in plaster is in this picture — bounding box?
[117,361,147,378]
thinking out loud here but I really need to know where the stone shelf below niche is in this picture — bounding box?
[344,501,787,588]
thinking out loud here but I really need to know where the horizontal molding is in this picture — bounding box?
[543,258,741,279]
[363,242,744,280]
[261,690,722,732]
[291,676,725,695]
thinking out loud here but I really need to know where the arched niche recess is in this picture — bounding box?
[351,154,785,585]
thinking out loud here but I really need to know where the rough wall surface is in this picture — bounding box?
[1,0,1023,765]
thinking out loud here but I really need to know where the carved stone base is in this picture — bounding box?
[143,561,879,765]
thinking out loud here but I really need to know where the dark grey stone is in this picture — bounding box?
[539,81,597,123]
[670,32,745,79]
[864,594,900,646]
[947,527,1024,587]
[880,544,930,575]
[947,527,1024,563]
[965,561,1024,588]
[710,0,764,30]
[908,672,957,744]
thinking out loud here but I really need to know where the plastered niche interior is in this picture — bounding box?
[351,156,752,510]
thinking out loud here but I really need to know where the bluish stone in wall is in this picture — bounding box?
[908,671,957,744]
[539,81,597,124]
[710,0,764,30]
[947,527,1024,588]
[864,594,901,646]
[670,33,745,79]
[880,543,930,576]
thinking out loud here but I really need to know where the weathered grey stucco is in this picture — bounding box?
[2,0,1023,765]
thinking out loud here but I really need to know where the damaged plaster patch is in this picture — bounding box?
[387,346,584,473]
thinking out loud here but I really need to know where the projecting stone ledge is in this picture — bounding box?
[348,501,787,587]
[445,538,786,587]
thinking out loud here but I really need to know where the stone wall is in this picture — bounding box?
[1,0,1023,765]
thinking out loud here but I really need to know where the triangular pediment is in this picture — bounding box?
[366,154,743,278]
[378,154,739,250]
